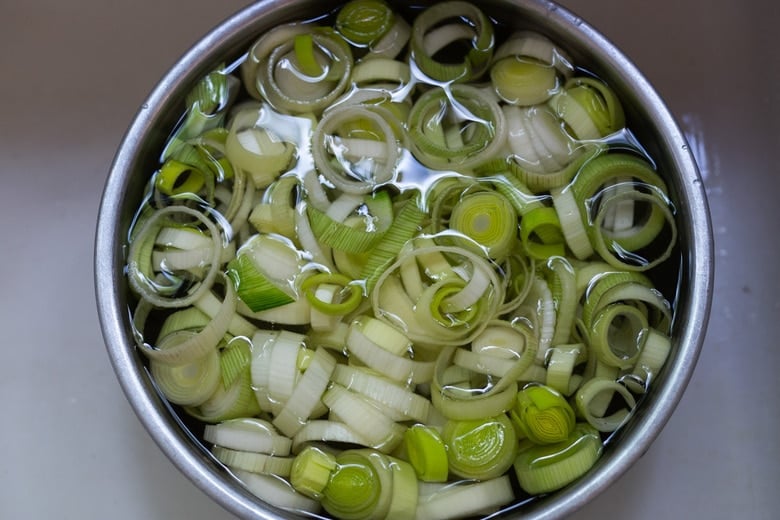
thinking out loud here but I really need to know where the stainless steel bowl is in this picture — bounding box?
[95,0,714,518]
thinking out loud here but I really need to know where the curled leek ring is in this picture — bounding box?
[410,0,494,83]
[590,303,649,370]
[407,84,506,172]
[548,76,626,139]
[241,23,310,101]
[134,274,236,365]
[571,153,677,271]
[575,377,637,432]
[311,104,400,193]
[252,28,354,115]
[127,205,224,308]
[372,243,504,347]
[300,272,363,316]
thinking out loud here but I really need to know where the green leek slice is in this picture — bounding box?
[491,57,558,106]
[442,413,518,480]
[513,423,602,494]
[336,0,395,46]
[290,446,338,499]
[511,384,576,444]
[321,451,384,520]
[449,190,518,261]
[410,0,494,82]
[404,424,448,482]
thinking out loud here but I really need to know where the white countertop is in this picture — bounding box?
[1,1,778,518]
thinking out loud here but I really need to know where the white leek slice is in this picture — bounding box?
[551,185,594,260]
[204,418,292,455]
[231,469,321,514]
[545,344,584,396]
[345,322,435,385]
[267,331,306,405]
[332,364,431,422]
[127,205,223,308]
[273,347,337,437]
[415,476,515,520]
[575,377,637,432]
[138,273,236,365]
[321,383,405,452]
[291,420,370,453]
[149,332,221,406]
[213,446,294,477]
[387,456,419,519]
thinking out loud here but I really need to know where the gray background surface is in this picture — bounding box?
[1,0,778,518]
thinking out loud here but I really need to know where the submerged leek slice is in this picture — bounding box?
[232,469,321,514]
[127,205,224,308]
[273,347,337,437]
[227,234,306,312]
[149,332,221,406]
[407,84,507,172]
[513,423,602,495]
[212,446,294,476]
[333,364,431,422]
[491,57,558,106]
[321,383,405,452]
[203,418,292,456]
[307,190,393,254]
[548,76,625,139]
[493,30,574,78]
[415,476,515,520]
[574,377,637,432]
[251,27,354,115]
[321,451,386,520]
[336,0,396,46]
[300,273,363,316]
[344,322,435,385]
[154,159,208,197]
[225,103,297,189]
[570,153,677,271]
[312,104,400,193]
[410,0,494,82]
[449,191,518,261]
[442,413,518,480]
[163,67,238,160]
[360,196,426,292]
